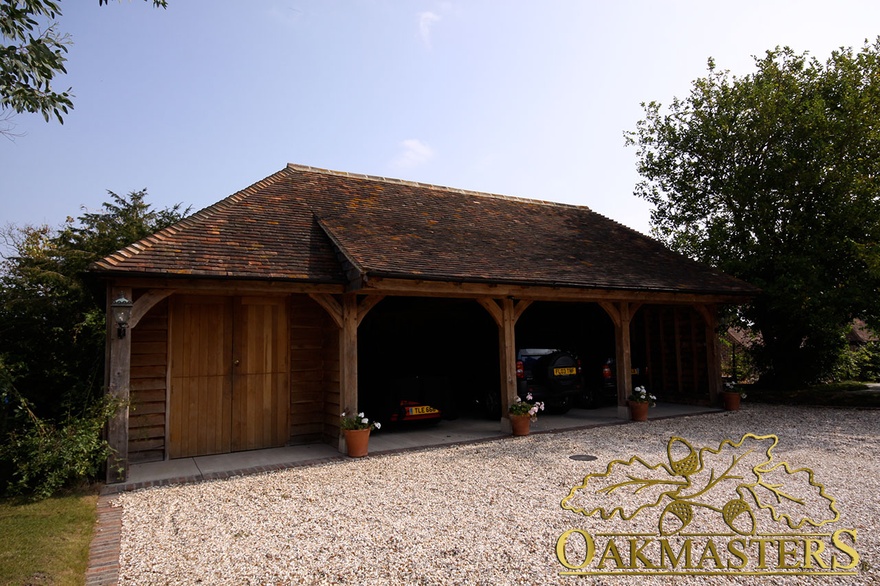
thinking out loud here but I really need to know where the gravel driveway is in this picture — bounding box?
[116,404,879,585]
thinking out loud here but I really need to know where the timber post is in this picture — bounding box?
[106,286,132,483]
[477,297,527,433]
[600,301,637,419]
[499,298,518,429]
[696,304,722,402]
[339,294,359,452]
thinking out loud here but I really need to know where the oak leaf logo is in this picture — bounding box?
[561,434,839,535]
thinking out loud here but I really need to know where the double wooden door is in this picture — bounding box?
[168,295,289,458]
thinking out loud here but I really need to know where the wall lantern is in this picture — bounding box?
[111,295,133,339]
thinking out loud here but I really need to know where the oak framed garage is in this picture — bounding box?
[92,164,756,482]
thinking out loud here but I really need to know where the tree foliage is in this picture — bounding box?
[0,0,167,133]
[0,190,187,495]
[0,189,187,418]
[627,40,880,387]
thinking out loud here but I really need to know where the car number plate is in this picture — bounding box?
[554,367,577,376]
[407,406,439,415]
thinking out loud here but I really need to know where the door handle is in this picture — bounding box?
[233,359,240,366]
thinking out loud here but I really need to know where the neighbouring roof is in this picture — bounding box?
[90,164,758,296]
[848,319,878,345]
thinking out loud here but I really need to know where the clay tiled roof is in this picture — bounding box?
[90,164,757,295]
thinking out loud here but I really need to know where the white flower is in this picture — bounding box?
[526,393,533,401]
[358,412,365,418]
[341,412,346,417]
[361,417,369,425]
[374,422,381,430]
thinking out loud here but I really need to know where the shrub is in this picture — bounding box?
[833,341,880,383]
[0,383,118,500]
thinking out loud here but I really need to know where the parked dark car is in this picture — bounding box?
[515,348,592,413]
[590,357,647,405]
[477,349,599,418]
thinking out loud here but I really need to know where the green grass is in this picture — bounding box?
[0,489,98,586]
[745,381,880,408]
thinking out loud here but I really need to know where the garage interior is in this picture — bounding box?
[357,296,715,435]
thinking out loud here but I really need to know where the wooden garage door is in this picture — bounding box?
[169,295,289,458]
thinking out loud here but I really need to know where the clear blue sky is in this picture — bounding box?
[3,0,880,240]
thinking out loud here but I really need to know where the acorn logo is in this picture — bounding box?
[556,434,861,577]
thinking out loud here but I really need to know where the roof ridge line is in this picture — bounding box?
[285,163,591,212]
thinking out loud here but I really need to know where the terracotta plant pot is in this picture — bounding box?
[628,401,649,422]
[510,414,531,436]
[722,392,741,411]
[344,428,371,457]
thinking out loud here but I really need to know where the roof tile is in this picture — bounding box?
[90,164,756,295]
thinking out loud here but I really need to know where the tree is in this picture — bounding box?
[627,40,880,388]
[0,189,187,419]
[0,0,167,135]
[0,189,187,496]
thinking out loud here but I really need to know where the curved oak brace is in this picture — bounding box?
[309,293,384,330]
[356,295,385,327]
[476,297,503,327]
[513,299,533,324]
[130,289,175,329]
[309,293,343,329]
[598,301,620,329]
[477,297,532,327]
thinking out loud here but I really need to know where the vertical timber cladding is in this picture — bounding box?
[640,305,711,402]
[289,295,330,444]
[128,297,169,464]
[168,295,290,459]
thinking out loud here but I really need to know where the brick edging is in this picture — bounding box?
[85,493,123,586]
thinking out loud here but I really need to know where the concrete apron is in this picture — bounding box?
[115,403,720,492]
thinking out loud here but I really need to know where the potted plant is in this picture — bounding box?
[340,411,381,457]
[722,382,747,411]
[508,393,545,436]
[627,386,656,421]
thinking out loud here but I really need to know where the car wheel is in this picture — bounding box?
[578,388,599,409]
[547,394,572,414]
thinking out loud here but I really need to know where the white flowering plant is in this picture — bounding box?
[509,393,545,419]
[340,411,381,431]
[627,386,657,407]
[724,381,747,399]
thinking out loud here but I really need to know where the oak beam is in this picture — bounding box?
[361,276,752,305]
[104,277,344,295]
